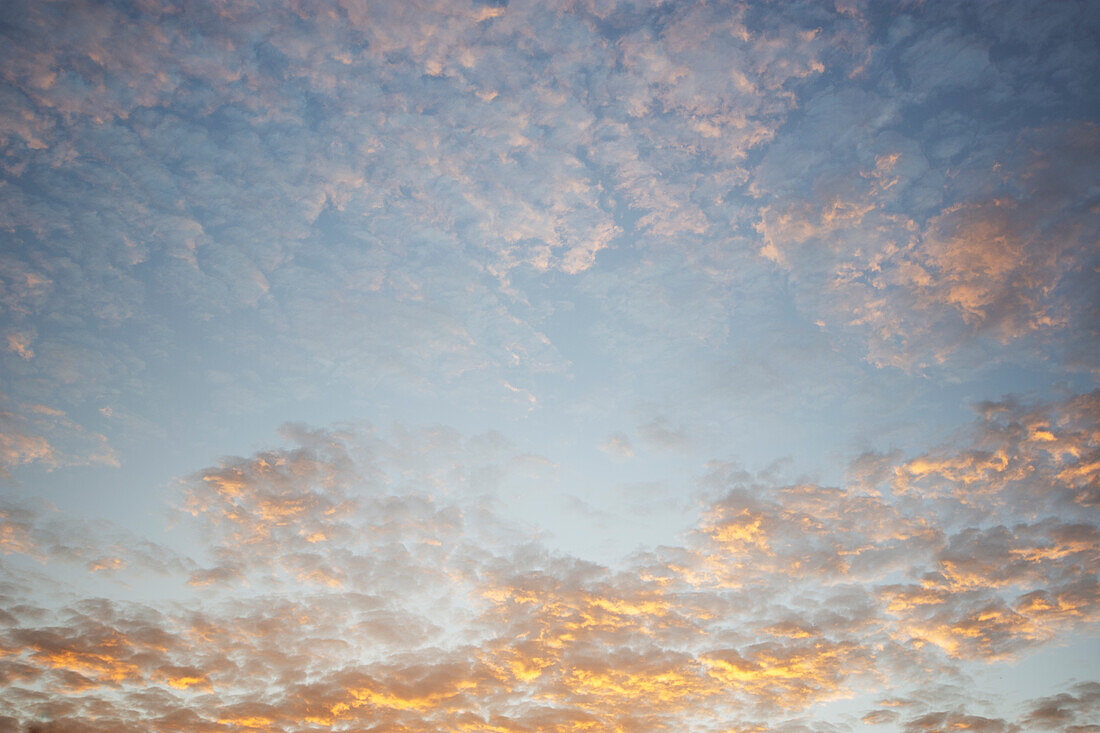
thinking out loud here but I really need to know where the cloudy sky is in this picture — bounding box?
[0,0,1098,730]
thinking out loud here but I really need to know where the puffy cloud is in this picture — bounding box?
[1024,681,1100,729]
[748,0,1100,371]
[755,123,1100,370]
[892,389,1100,512]
[0,0,875,457]
[902,711,1019,733]
[0,0,1097,730]
[0,391,1097,729]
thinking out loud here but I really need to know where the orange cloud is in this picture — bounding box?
[0,393,1096,730]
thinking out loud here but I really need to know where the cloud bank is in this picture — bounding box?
[1,392,1097,730]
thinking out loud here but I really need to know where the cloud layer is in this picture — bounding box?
[0,0,1097,730]
[1,392,1097,730]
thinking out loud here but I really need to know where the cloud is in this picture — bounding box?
[0,0,875,457]
[754,123,1100,370]
[1024,681,1100,729]
[902,711,1019,733]
[599,432,634,459]
[636,417,690,452]
[892,389,1100,512]
[0,398,117,476]
[0,391,1096,729]
[746,0,1100,372]
[0,0,1097,730]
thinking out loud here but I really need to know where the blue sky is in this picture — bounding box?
[0,0,1098,730]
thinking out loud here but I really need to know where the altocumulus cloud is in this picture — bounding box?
[0,0,1098,731]
[0,392,1098,730]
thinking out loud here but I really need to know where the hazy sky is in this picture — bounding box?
[1,0,1098,730]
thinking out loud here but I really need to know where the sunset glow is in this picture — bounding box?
[1,1,1098,731]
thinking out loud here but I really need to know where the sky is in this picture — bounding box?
[0,0,1098,730]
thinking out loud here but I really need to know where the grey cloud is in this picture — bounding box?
[637,417,689,452]
[1024,682,1100,729]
